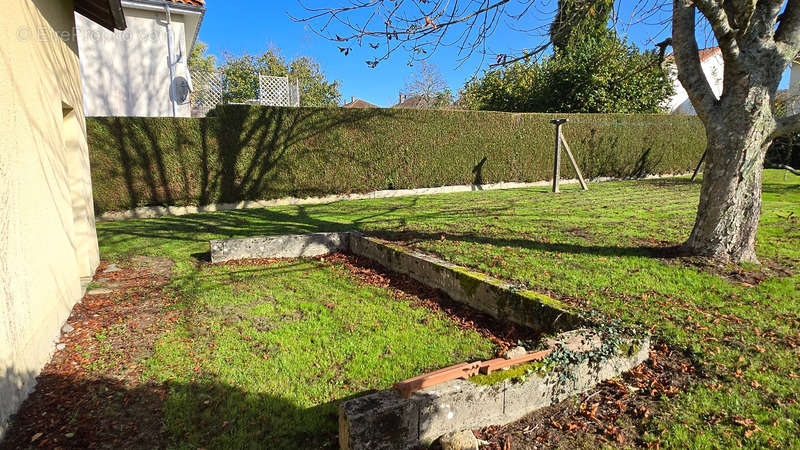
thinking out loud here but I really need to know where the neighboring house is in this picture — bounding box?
[787,59,800,115]
[664,47,724,115]
[1,0,125,438]
[393,94,432,109]
[343,97,379,108]
[76,0,206,117]
[666,47,800,115]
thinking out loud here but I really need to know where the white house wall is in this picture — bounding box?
[788,61,800,115]
[667,52,724,115]
[76,7,191,117]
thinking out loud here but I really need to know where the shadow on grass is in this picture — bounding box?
[375,230,683,259]
[98,199,684,260]
[0,370,359,450]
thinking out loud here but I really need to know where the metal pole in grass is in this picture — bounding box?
[550,119,566,193]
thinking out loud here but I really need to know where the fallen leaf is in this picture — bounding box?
[733,417,754,427]
[744,425,762,438]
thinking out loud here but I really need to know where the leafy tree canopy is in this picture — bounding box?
[550,0,614,54]
[459,35,673,114]
[220,48,341,107]
[188,41,216,72]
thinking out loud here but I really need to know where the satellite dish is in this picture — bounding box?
[171,76,190,104]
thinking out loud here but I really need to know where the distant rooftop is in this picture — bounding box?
[166,0,205,7]
[392,95,431,109]
[343,98,379,108]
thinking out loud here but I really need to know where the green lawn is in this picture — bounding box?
[145,258,493,448]
[97,170,800,448]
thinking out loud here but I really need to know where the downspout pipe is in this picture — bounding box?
[164,3,177,117]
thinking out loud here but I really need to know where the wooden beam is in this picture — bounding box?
[559,132,588,190]
[550,119,567,193]
[392,349,553,398]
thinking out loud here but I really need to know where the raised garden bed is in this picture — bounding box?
[211,231,651,449]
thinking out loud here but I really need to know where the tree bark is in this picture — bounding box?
[670,0,799,265]
[684,91,775,264]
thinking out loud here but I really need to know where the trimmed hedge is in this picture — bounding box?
[87,106,706,213]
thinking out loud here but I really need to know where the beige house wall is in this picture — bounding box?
[0,0,100,438]
[76,6,192,117]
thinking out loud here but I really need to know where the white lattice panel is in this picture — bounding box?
[190,70,223,116]
[258,75,290,106]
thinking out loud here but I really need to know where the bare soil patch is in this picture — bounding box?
[1,258,178,450]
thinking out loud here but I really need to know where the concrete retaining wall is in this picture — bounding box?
[210,232,581,334]
[206,231,649,449]
[210,232,350,263]
[339,335,650,450]
[348,235,583,334]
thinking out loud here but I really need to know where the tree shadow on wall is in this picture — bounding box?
[472,156,488,188]
[0,367,353,450]
[92,106,400,212]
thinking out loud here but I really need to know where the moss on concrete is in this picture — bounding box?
[469,360,553,386]
[518,290,570,312]
[451,266,488,297]
[616,339,644,358]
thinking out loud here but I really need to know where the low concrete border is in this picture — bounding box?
[210,231,581,334]
[210,232,350,263]
[349,235,582,334]
[99,172,691,222]
[339,334,650,449]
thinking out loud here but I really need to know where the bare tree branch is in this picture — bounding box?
[292,0,516,67]
[292,0,669,68]
[690,0,742,64]
[402,60,449,100]
[776,0,800,57]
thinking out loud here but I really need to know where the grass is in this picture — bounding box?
[96,170,800,448]
[142,258,493,448]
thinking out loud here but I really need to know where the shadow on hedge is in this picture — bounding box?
[93,106,399,212]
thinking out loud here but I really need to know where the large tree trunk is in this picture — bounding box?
[684,91,775,264]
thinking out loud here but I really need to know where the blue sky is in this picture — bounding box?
[196,1,790,107]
